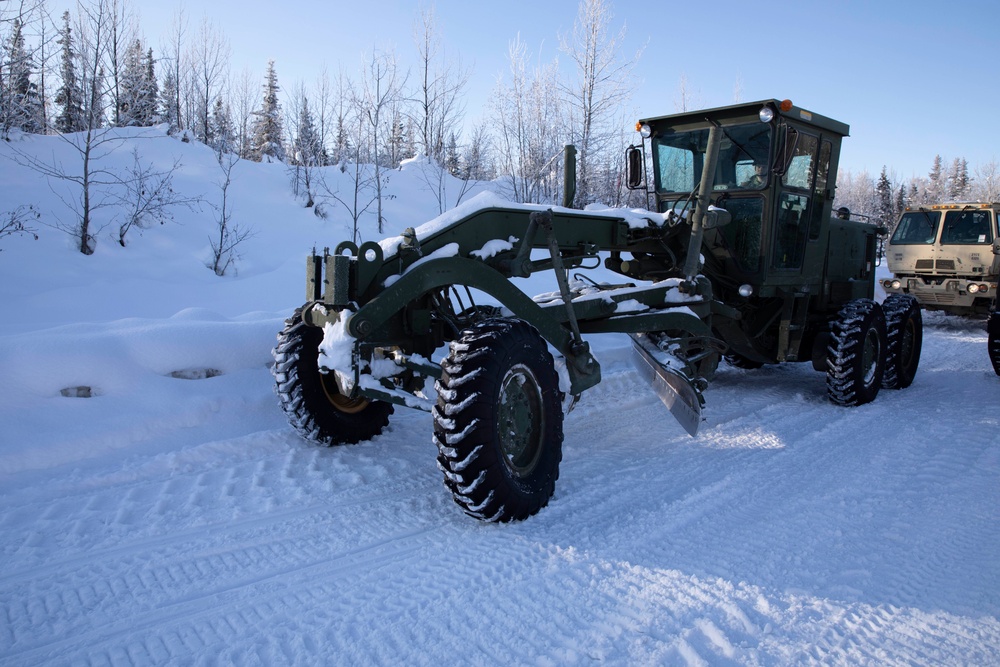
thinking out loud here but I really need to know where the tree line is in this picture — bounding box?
[3,0,996,255]
[835,156,1000,232]
[0,0,645,217]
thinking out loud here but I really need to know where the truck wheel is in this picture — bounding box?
[826,299,887,406]
[989,309,1000,376]
[882,294,922,389]
[433,319,563,522]
[272,310,392,445]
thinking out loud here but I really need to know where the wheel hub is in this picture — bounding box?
[498,364,544,477]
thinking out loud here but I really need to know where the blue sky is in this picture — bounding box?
[132,0,999,180]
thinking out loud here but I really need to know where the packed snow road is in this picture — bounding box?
[0,312,997,665]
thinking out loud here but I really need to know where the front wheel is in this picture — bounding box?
[988,308,1000,376]
[882,294,922,389]
[826,299,887,406]
[433,319,563,522]
[272,310,393,445]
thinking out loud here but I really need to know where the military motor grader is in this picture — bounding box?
[272,99,923,522]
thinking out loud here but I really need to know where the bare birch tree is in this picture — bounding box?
[353,49,405,233]
[227,65,256,159]
[190,17,229,144]
[559,0,639,207]
[412,7,469,163]
[209,151,250,275]
[160,6,186,132]
[491,35,566,204]
[972,160,1000,202]
[105,0,135,126]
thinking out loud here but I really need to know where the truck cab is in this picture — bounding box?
[883,203,1000,316]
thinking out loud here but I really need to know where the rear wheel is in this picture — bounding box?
[988,308,1000,376]
[826,299,887,406]
[272,310,392,445]
[433,319,563,522]
[882,294,922,389]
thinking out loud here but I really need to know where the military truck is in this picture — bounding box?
[882,202,1000,316]
[272,99,923,522]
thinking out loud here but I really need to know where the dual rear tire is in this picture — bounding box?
[825,295,922,406]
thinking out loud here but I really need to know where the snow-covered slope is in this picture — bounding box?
[0,131,997,665]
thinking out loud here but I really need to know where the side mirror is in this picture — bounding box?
[625,145,644,190]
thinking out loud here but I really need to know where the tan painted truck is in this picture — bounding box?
[882,202,999,317]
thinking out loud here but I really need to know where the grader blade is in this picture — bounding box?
[629,333,703,437]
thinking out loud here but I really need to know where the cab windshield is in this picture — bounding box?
[891,210,940,245]
[652,123,772,193]
[940,209,994,245]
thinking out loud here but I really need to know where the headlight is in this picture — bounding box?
[759,106,774,123]
[968,283,980,293]
[979,284,990,293]
[891,279,901,290]
[638,123,651,138]
[738,284,753,297]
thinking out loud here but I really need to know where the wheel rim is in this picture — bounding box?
[862,327,881,386]
[498,363,545,477]
[320,373,370,414]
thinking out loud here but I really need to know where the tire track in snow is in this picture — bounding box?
[0,523,443,666]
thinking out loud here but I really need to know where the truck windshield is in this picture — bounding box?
[653,123,771,194]
[941,209,994,244]
[890,210,940,245]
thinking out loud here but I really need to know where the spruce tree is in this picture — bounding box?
[928,155,944,201]
[445,131,460,176]
[54,11,84,133]
[292,97,322,167]
[140,48,159,126]
[5,18,44,133]
[249,60,285,162]
[875,167,894,228]
[118,39,144,126]
[210,96,235,156]
[160,71,178,132]
[948,157,970,201]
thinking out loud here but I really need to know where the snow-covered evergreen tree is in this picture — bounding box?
[401,118,416,161]
[249,60,284,162]
[117,39,149,127]
[3,17,45,134]
[139,48,158,125]
[445,131,460,176]
[927,154,945,201]
[387,110,405,167]
[875,167,894,229]
[210,95,235,157]
[159,69,178,132]
[948,157,970,201]
[292,96,322,167]
[54,11,85,133]
[333,114,350,165]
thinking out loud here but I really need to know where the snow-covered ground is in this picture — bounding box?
[1,131,997,666]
